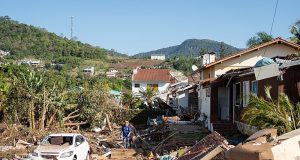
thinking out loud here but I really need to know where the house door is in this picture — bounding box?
[218,87,230,121]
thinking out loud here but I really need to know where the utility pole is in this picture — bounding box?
[70,16,73,40]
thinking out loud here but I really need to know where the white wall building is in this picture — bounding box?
[18,59,40,66]
[151,54,166,60]
[83,67,95,75]
[106,69,119,78]
[132,68,172,101]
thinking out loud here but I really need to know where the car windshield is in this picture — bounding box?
[41,136,73,146]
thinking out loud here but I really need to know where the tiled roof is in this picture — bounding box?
[204,37,300,68]
[132,69,171,82]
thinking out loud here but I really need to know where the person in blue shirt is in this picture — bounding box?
[122,121,132,150]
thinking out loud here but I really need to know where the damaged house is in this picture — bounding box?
[191,37,300,134]
[167,70,199,115]
[212,56,300,135]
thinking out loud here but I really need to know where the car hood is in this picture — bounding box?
[36,144,72,153]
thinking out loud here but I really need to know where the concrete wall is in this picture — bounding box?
[272,135,300,160]
[198,86,211,129]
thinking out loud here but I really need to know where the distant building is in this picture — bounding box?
[83,67,94,75]
[151,54,165,60]
[30,60,40,66]
[0,50,10,58]
[18,59,40,66]
[106,69,119,78]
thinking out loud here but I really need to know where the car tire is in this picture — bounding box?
[73,155,77,160]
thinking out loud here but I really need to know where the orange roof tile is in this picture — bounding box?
[132,69,171,82]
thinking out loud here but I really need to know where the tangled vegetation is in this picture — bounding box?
[242,86,300,134]
[0,64,136,130]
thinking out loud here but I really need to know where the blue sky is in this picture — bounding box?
[0,0,299,55]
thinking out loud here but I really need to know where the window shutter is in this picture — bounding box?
[243,81,250,107]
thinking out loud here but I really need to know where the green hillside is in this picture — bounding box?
[135,39,241,58]
[0,16,115,60]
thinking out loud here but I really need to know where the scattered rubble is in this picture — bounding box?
[178,132,231,160]
[226,128,300,160]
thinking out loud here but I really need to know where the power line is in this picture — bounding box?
[269,0,279,35]
[256,0,279,79]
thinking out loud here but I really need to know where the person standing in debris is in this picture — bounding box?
[129,122,137,147]
[122,121,132,150]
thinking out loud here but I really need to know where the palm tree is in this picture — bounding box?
[246,32,273,48]
[290,20,300,44]
[241,86,300,134]
[21,71,43,130]
[122,92,138,109]
[139,86,158,108]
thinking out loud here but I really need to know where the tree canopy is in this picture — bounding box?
[290,20,300,44]
[246,32,273,48]
[0,16,108,60]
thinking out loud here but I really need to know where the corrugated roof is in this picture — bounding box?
[132,69,171,82]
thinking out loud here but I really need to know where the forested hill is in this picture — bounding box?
[0,16,124,59]
[135,39,241,58]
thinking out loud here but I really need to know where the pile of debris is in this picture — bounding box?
[178,132,231,160]
[226,128,300,160]
[134,115,210,159]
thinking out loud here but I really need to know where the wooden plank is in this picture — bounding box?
[106,113,112,132]
[199,145,224,160]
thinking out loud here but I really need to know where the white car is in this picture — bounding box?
[29,133,90,160]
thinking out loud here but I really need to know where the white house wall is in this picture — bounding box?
[132,81,170,100]
[199,86,211,129]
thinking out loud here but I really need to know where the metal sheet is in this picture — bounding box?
[254,63,280,80]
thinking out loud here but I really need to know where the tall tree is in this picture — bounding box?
[246,32,273,48]
[290,20,300,44]
[21,71,43,130]
[219,42,227,58]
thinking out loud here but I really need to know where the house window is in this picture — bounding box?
[147,84,158,91]
[235,82,242,106]
[251,81,258,95]
[134,83,140,88]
